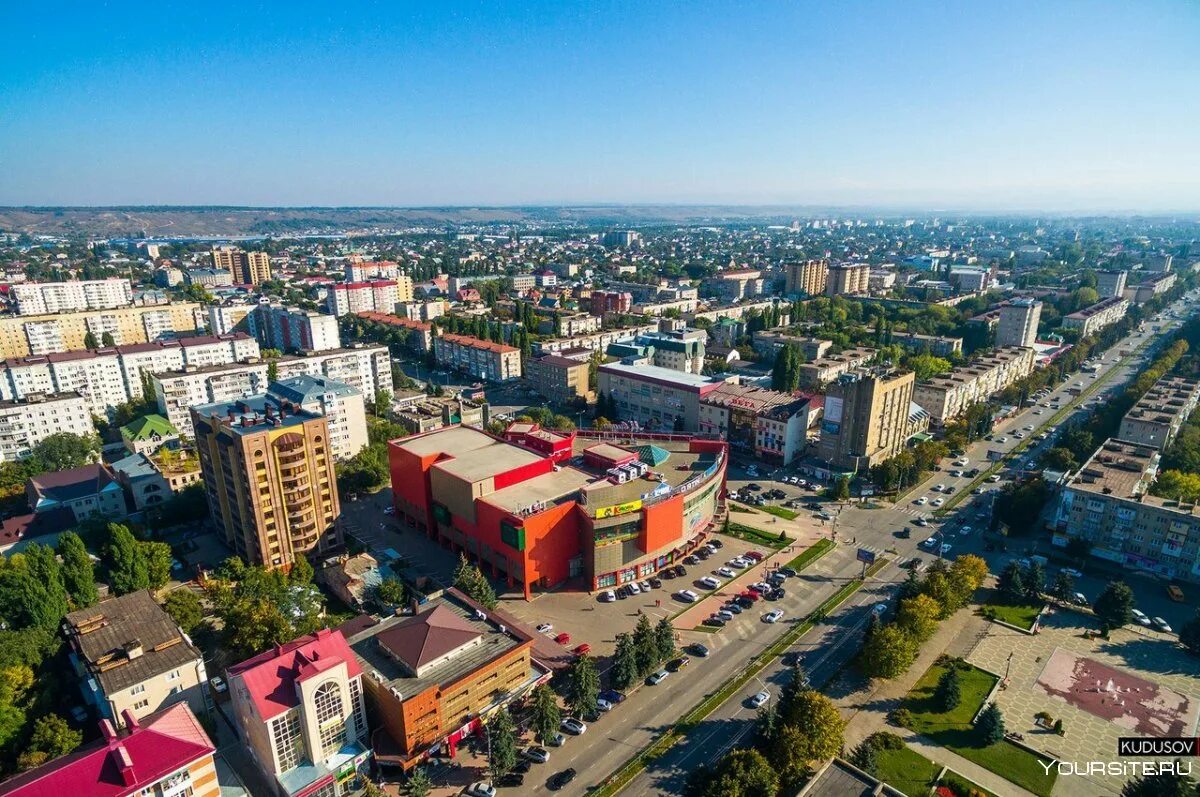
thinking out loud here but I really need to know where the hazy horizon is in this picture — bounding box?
[3,1,1198,211]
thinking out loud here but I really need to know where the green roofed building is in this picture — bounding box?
[120,413,179,455]
[633,444,670,466]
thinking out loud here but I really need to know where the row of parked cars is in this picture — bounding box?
[597,540,728,603]
[702,566,797,626]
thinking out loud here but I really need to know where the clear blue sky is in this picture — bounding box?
[2,1,1198,210]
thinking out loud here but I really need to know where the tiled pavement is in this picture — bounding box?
[967,606,1198,796]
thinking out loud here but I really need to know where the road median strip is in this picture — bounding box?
[591,556,889,796]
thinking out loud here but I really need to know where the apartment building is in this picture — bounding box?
[1096,270,1128,298]
[119,413,179,455]
[537,311,601,337]
[395,395,489,435]
[826,263,870,297]
[153,345,391,438]
[996,298,1042,348]
[27,464,127,522]
[185,268,234,288]
[526,354,592,405]
[354,311,433,352]
[0,703,220,797]
[347,590,543,770]
[248,304,341,353]
[890,331,964,357]
[0,303,204,358]
[327,280,407,316]
[11,278,133,315]
[784,259,828,296]
[211,245,272,285]
[868,269,897,292]
[532,323,658,356]
[0,333,259,417]
[913,346,1036,424]
[949,268,990,293]
[0,392,93,463]
[818,368,916,472]
[597,361,725,432]
[589,290,633,315]
[712,269,768,300]
[345,257,401,283]
[268,375,368,460]
[1127,272,1177,304]
[208,303,255,334]
[698,382,816,465]
[608,329,707,374]
[797,347,878,389]
[1062,296,1130,337]
[752,331,833,361]
[227,628,371,797]
[433,333,522,382]
[64,590,209,727]
[396,300,447,323]
[193,398,342,569]
[1055,438,1200,582]
[1116,375,1200,450]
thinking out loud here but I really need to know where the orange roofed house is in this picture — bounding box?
[388,424,727,598]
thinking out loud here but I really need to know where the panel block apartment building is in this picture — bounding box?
[432,333,522,382]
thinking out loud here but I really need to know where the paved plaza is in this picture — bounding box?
[968,605,1197,796]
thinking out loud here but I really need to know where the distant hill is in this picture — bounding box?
[0,204,843,237]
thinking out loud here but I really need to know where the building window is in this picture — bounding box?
[314,680,347,758]
[348,678,367,740]
[130,684,146,695]
[133,699,149,710]
[272,711,305,773]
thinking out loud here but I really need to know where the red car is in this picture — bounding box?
[740,590,761,602]
[573,643,591,657]
[555,632,571,646]
[743,551,764,562]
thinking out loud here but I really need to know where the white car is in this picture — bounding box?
[934,484,947,493]
[465,783,496,797]
[1131,609,1151,626]
[750,690,770,708]
[763,609,784,623]
[959,525,973,536]
[676,589,699,603]
[1153,617,1173,633]
[997,436,1009,443]
[647,670,670,685]
[523,746,551,763]
[561,717,587,735]
[932,497,945,507]
[872,603,888,615]
[939,543,953,555]
[1061,567,1083,578]
[536,623,554,634]
[383,505,395,515]
[627,582,641,595]
[600,589,616,602]
[699,576,721,590]
[921,536,938,549]
[955,459,969,467]
[597,698,614,712]
[728,558,748,569]
[914,496,928,505]
[717,567,735,577]
[209,675,227,694]
[987,475,1002,483]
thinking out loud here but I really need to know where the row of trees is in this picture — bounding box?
[610,613,676,690]
[868,439,950,493]
[205,555,322,660]
[452,554,498,609]
[0,432,101,515]
[860,556,989,679]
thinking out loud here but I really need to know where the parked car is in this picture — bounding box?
[723,601,743,614]
[667,656,691,671]
[600,589,616,602]
[1131,609,1152,627]
[560,717,587,735]
[675,589,699,603]
[699,576,721,590]
[627,582,641,595]
[778,567,798,578]
[572,643,591,656]
[496,772,524,788]
[704,616,726,628]
[689,643,710,657]
[554,633,571,646]
[717,566,735,578]
[599,689,626,704]
[744,551,764,562]
[763,609,784,623]
[536,623,554,634]
[523,746,551,764]
[708,539,723,549]
[749,690,770,708]
[465,782,496,797]
[1153,617,1174,633]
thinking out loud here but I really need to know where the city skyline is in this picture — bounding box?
[2,1,1199,211]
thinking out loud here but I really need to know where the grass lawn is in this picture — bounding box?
[873,745,941,797]
[728,503,753,513]
[901,660,1057,797]
[939,769,1000,797]
[758,504,799,521]
[722,521,789,549]
[786,538,835,572]
[981,600,1043,631]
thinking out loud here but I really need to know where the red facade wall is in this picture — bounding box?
[521,501,581,596]
[389,441,440,529]
[641,492,684,553]
[492,457,555,491]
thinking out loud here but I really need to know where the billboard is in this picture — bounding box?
[825,396,844,423]
[856,548,876,564]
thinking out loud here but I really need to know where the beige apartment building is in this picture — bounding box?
[212,245,272,284]
[64,590,210,729]
[913,346,1035,425]
[0,302,204,358]
[1056,438,1200,583]
[818,367,916,472]
[996,298,1042,348]
[526,353,593,405]
[192,398,342,570]
[1116,375,1200,450]
[826,263,870,296]
[797,347,877,388]
[784,259,829,296]
[433,333,523,382]
[1063,295,1130,337]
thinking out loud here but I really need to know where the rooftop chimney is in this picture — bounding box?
[120,708,140,730]
[124,639,144,660]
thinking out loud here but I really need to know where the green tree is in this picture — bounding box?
[17,713,81,771]
[1180,610,1200,657]
[777,688,844,763]
[83,331,99,349]
[833,476,850,502]
[688,749,779,797]
[57,531,98,609]
[29,432,99,471]
[0,665,34,751]
[101,331,116,347]
[935,667,962,711]
[162,589,203,634]
[907,353,952,380]
[1052,570,1075,601]
[976,701,1005,744]
[1120,768,1196,797]
[375,577,407,607]
[0,545,70,631]
[1152,470,1200,503]
[143,540,174,590]
[848,736,879,775]
[452,554,497,609]
[487,709,518,779]
[106,524,150,595]
[566,654,600,717]
[406,766,433,797]
[633,613,658,676]
[289,554,314,585]
[859,624,918,679]
[611,632,639,690]
[206,558,325,659]
[1023,560,1045,600]
[997,561,1026,601]
[654,617,675,662]
[530,683,561,744]
[896,594,940,643]
[1093,579,1134,635]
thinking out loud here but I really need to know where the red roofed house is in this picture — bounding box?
[227,628,371,797]
[0,703,219,797]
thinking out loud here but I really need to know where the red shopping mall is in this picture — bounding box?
[388,423,727,598]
